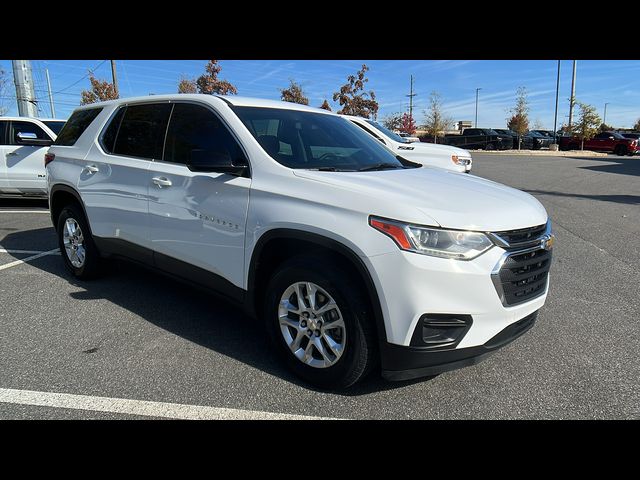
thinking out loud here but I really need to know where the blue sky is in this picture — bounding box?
[1,59,639,128]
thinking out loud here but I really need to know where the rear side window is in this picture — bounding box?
[163,103,246,166]
[55,108,103,146]
[100,107,127,153]
[113,103,172,159]
[11,121,51,145]
[0,120,7,145]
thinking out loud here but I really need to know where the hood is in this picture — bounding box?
[293,167,547,232]
[402,141,471,157]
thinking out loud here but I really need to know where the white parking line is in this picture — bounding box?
[0,248,60,271]
[0,388,333,420]
[0,210,50,214]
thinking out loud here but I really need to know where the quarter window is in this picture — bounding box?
[113,103,172,159]
[163,103,246,166]
[54,108,103,146]
[101,107,127,153]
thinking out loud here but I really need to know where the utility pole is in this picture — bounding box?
[110,60,119,97]
[568,60,577,130]
[406,75,416,123]
[12,60,38,117]
[603,103,610,127]
[45,68,55,118]
[475,88,482,127]
[553,60,560,143]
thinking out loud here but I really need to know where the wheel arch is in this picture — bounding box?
[49,184,92,235]
[247,228,387,347]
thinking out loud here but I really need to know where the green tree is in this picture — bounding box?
[319,99,332,111]
[598,123,613,132]
[572,102,601,150]
[423,91,453,143]
[195,60,237,95]
[332,64,378,118]
[280,79,309,105]
[506,87,529,149]
[382,112,402,131]
[80,73,119,105]
[178,76,197,94]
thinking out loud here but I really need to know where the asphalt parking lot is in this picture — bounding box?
[1,153,638,420]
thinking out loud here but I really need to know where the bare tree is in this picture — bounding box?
[572,102,601,150]
[423,91,453,143]
[319,99,332,111]
[382,112,402,131]
[634,118,640,131]
[178,76,197,94]
[506,87,530,149]
[195,60,237,95]
[332,64,378,118]
[0,67,8,115]
[532,119,544,130]
[80,73,119,105]
[280,79,309,105]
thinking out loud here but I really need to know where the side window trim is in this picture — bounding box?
[351,120,386,145]
[98,105,128,154]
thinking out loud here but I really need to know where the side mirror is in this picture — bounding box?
[608,136,615,140]
[187,149,248,176]
[16,131,53,146]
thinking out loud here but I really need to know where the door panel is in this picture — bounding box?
[6,121,49,192]
[148,163,250,287]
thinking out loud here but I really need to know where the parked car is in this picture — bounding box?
[494,129,534,149]
[0,117,60,198]
[620,132,640,142]
[530,129,555,139]
[444,128,512,150]
[397,132,420,143]
[344,115,472,173]
[526,131,553,150]
[47,94,553,388]
[559,131,638,155]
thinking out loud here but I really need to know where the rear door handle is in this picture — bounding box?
[84,165,99,174]
[152,176,172,187]
[6,152,18,157]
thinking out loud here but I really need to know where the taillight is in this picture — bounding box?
[44,153,55,166]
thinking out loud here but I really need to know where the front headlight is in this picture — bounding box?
[369,216,493,260]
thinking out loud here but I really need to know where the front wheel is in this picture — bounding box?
[615,145,627,156]
[264,255,377,389]
[484,142,496,151]
[57,203,103,279]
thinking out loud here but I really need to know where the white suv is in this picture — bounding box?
[0,117,64,198]
[46,94,553,389]
[344,115,473,173]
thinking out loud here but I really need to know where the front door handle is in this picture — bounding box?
[84,165,99,174]
[152,176,172,187]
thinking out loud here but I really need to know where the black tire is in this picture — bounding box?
[56,203,103,279]
[484,142,496,151]
[615,145,627,156]
[264,255,377,389]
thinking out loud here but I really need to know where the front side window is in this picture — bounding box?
[365,120,409,143]
[163,103,247,166]
[10,121,51,145]
[233,107,410,171]
[42,120,66,136]
[113,103,172,159]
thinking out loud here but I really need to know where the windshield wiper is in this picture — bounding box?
[357,163,403,172]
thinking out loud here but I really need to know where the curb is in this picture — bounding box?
[469,150,610,157]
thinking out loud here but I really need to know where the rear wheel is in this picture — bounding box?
[264,255,377,389]
[615,145,627,156]
[57,203,102,279]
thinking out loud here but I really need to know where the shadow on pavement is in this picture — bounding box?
[0,198,49,209]
[558,155,640,178]
[525,189,640,205]
[3,226,431,395]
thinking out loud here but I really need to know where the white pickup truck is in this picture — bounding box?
[0,117,65,198]
[343,115,472,173]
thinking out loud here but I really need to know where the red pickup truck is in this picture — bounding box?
[559,131,639,155]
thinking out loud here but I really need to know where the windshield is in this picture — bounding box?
[42,120,66,135]
[233,107,412,171]
[364,120,411,143]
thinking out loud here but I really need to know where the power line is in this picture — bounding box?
[52,60,107,95]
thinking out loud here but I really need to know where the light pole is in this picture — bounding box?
[603,103,610,127]
[475,88,482,127]
[553,60,561,143]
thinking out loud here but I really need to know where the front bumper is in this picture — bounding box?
[381,310,538,381]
